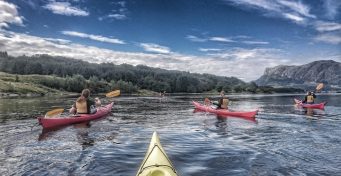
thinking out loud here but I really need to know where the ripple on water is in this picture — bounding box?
[0,94,341,175]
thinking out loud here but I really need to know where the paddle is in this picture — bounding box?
[44,90,121,118]
[106,90,120,98]
[44,108,64,118]
[316,83,324,92]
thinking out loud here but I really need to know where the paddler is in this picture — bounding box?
[212,91,229,109]
[302,91,316,104]
[69,89,101,114]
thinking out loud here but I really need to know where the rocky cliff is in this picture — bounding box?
[255,60,341,90]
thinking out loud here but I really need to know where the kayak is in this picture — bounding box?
[294,98,326,109]
[192,101,258,118]
[137,132,177,176]
[38,102,113,129]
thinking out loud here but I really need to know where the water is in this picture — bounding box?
[0,94,341,175]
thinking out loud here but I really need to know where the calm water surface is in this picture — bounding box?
[0,94,341,175]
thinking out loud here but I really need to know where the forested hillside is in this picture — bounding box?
[0,52,302,94]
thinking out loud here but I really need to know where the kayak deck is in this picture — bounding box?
[38,102,113,129]
[137,132,177,176]
[294,98,326,109]
[192,101,258,119]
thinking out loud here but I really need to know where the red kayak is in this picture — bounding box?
[192,101,258,118]
[294,98,326,109]
[38,102,113,128]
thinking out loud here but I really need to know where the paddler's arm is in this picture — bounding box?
[95,97,101,106]
[69,102,76,114]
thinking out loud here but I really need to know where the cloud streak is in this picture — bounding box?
[242,40,269,45]
[209,37,235,43]
[188,34,269,45]
[0,1,24,28]
[62,31,125,44]
[311,21,341,45]
[225,0,315,24]
[139,43,171,54]
[43,2,89,16]
[207,48,282,60]
[314,21,341,32]
[313,33,341,45]
[186,35,207,42]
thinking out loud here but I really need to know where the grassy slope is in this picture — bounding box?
[0,72,64,95]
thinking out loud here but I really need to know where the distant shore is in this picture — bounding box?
[0,71,311,98]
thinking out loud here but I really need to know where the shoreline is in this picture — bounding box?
[1,91,340,99]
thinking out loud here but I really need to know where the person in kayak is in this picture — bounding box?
[302,91,316,104]
[212,91,229,109]
[69,89,101,114]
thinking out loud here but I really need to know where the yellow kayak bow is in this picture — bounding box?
[136,132,178,176]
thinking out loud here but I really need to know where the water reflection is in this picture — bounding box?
[38,126,66,141]
[214,116,228,136]
[38,122,94,150]
[1,94,341,175]
[294,104,327,118]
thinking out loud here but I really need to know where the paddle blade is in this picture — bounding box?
[45,108,64,118]
[316,83,324,91]
[106,90,120,97]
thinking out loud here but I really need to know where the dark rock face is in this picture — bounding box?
[256,60,341,89]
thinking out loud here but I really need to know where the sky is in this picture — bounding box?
[0,0,340,81]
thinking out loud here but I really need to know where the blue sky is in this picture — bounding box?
[0,0,340,81]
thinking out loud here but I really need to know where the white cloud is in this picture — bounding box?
[186,35,236,43]
[62,31,125,44]
[188,34,268,45]
[186,35,207,42]
[313,33,341,45]
[277,0,315,18]
[207,48,283,60]
[0,30,296,81]
[199,48,223,52]
[282,13,305,23]
[228,0,280,12]
[242,40,269,45]
[209,37,235,43]
[314,21,341,32]
[233,35,252,39]
[43,37,71,44]
[139,43,171,54]
[323,0,341,19]
[100,1,128,21]
[43,2,89,16]
[107,14,127,20]
[225,0,315,24]
[0,1,24,28]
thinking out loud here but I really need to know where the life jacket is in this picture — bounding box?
[306,95,314,103]
[76,99,88,114]
[221,99,229,109]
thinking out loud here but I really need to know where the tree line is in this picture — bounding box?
[0,52,303,94]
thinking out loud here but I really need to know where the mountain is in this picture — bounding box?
[255,60,341,90]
